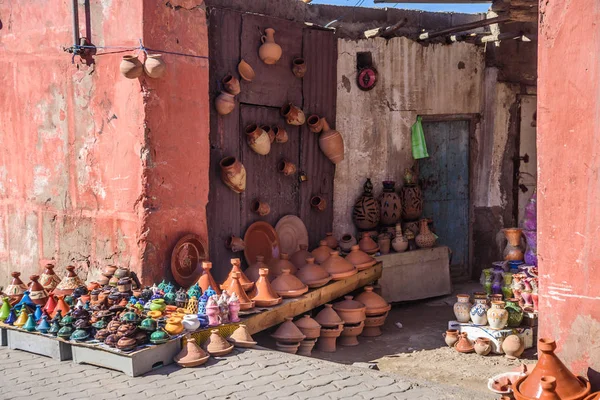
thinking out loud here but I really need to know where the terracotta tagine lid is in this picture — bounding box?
[322,232,338,249]
[268,253,297,278]
[345,245,377,271]
[332,296,366,324]
[53,266,83,296]
[39,263,61,291]
[175,334,210,367]
[295,258,331,288]
[354,286,391,316]
[251,268,282,306]
[197,261,222,295]
[203,329,234,356]
[455,332,475,353]
[321,252,357,280]
[5,272,27,304]
[270,269,308,298]
[221,258,254,291]
[312,241,333,264]
[290,244,312,270]
[271,317,306,343]
[226,272,255,310]
[584,393,600,400]
[315,304,344,328]
[358,232,379,255]
[538,376,561,400]
[245,256,270,283]
[228,324,257,348]
[293,315,321,340]
[514,338,591,399]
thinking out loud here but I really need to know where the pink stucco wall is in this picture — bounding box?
[537,0,600,382]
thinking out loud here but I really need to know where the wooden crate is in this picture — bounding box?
[71,338,181,377]
[7,328,72,360]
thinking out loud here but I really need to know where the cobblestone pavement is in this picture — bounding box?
[0,346,484,400]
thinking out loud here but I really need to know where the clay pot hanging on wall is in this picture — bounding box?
[252,200,270,217]
[261,125,275,143]
[221,74,241,95]
[144,54,166,78]
[215,91,236,116]
[401,169,423,221]
[318,119,344,164]
[310,196,327,212]
[278,160,297,176]
[259,28,283,65]
[292,58,307,78]
[220,156,246,193]
[225,236,245,253]
[281,103,306,126]
[273,126,288,143]
[352,179,380,231]
[238,59,255,82]
[307,115,323,133]
[379,181,402,226]
[245,124,271,155]
[120,55,143,79]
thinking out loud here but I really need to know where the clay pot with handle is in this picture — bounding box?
[259,28,282,65]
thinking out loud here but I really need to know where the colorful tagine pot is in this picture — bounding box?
[28,275,49,306]
[54,265,84,296]
[5,272,27,305]
[39,263,61,292]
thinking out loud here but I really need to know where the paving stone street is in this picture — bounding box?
[0,345,485,399]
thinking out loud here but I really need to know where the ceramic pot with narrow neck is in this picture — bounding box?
[144,54,166,78]
[443,329,459,347]
[221,74,241,95]
[415,219,436,248]
[453,294,472,323]
[215,91,236,116]
[392,223,409,252]
[318,118,344,164]
[120,55,143,79]
[220,156,246,193]
[401,178,423,221]
[503,228,524,261]
[245,124,271,155]
[379,181,402,226]
[259,28,282,65]
[353,178,380,231]
[281,103,306,126]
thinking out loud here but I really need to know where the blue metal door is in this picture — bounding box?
[420,120,470,279]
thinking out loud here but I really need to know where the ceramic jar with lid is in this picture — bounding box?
[355,286,390,316]
[269,253,297,278]
[315,304,344,328]
[270,269,308,298]
[54,265,84,296]
[271,317,306,344]
[321,252,357,280]
[204,329,234,356]
[244,256,269,283]
[455,332,474,353]
[28,275,48,306]
[290,244,312,270]
[225,272,255,310]
[345,245,376,271]
[295,258,331,288]
[358,232,379,255]
[312,241,333,264]
[294,315,321,340]
[227,324,257,348]
[321,233,338,249]
[39,264,61,292]
[332,296,366,324]
[251,268,283,306]
[175,334,210,367]
[6,272,27,304]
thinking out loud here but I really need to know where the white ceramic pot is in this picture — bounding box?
[182,314,200,332]
[453,294,472,323]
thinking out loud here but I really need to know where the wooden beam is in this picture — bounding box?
[364,18,408,39]
[242,263,383,334]
[418,16,511,40]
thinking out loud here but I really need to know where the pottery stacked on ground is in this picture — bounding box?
[354,286,390,337]
[333,296,366,346]
[294,315,321,356]
[271,317,306,354]
[314,304,344,352]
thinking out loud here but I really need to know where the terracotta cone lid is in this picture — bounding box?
[251,268,282,306]
[54,266,84,296]
[345,245,377,270]
[333,295,366,324]
[270,269,308,298]
[204,329,234,356]
[516,338,591,399]
[40,264,61,291]
[359,233,379,254]
[221,258,254,291]
[290,244,312,270]
[315,304,344,328]
[293,315,321,340]
[355,286,391,316]
[245,256,270,283]
[271,317,306,343]
[175,335,210,367]
[198,261,222,295]
[322,232,338,249]
[295,258,331,288]
[228,324,257,347]
[312,241,333,264]
[226,272,255,310]
[321,252,357,280]
[269,253,297,278]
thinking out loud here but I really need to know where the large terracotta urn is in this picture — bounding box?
[379,181,401,226]
[352,178,380,231]
[220,156,246,193]
[258,28,282,65]
[318,119,344,164]
[400,169,423,221]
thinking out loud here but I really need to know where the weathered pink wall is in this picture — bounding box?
[0,0,210,287]
[538,0,600,382]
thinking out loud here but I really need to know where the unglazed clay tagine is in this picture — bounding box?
[354,286,391,316]
[244,255,270,283]
[204,329,234,356]
[295,258,331,288]
[333,296,366,324]
[251,268,282,307]
[270,269,308,298]
[228,324,257,348]
[315,304,344,328]
[175,335,210,367]
[321,252,357,280]
[312,241,333,264]
[293,315,321,340]
[221,258,254,291]
[271,317,306,344]
[358,232,379,255]
[225,272,255,310]
[345,245,377,271]
[198,261,222,295]
[269,253,298,278]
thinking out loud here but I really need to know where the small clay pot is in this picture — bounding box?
[339,234,357,253]
[332,296,366,324]
[359,232,379,255]
[310,196,327,212]
[275,341,300,354]
[252,200,270,217]
[443,329,459,347]
[474,337,492,356]
[222,74,241,95]
[339,321,365,346]
[312,241,332,264]
[120,55,143,79]
[361,312,387,337]
[215,91,236,115]
[245,124,271,156]
[297,338,317,356]
[225,236,245,252]
[144,54,166,78]
[294,315,321,340]
[272,126,288,143]
[292,58,307,78]
[281,103,306,126]
[220,156,246,193]
[238,59,255,81]
[378,234,391,255]
[278,160,297,176]
[307,115,323,133]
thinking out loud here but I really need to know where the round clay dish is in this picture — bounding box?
[244,221,280,266]
[170,234,208,288]
[275,215,309,255]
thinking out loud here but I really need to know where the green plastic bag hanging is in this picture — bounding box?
[411,116,429,159]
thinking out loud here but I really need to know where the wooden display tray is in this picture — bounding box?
[71,338,182,377]
[3,325,72,360]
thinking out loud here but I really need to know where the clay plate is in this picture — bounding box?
[275,215,309,255]
[244,221,280,266]
[171,234,208,288]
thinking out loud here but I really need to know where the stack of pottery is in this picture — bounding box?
[295,258,331,288]
[290,244,312,270]
[453,294,472,323]
[345,245,376,271]
[321,252,357,280]
[358,232,379,255]
[221,258,254,292]
[312,241,333,264]
[271,317,306,354]
[216,71,241,116]
[204,329,234,356]
[270,269,308,298]
[355,286,391,337]
[97,265,118,288]
[251,268,282,306]
[314,304,344,352]
[227,324,257,348]
[333,296,366,346]
[294,315,321,356]
[352,179,380,231]
[175,334,210,367]
[269,253,297,278]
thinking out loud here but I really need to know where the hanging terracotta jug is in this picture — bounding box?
[215,91,236,116]
[312,241,333,264]
[352,179,380,231]
[292,58,307,78]
[269,253,297,278]
[318,119,344,164]
[273,126,288,143]
[278,160,297,176]
[5,272,27,305]
[503,228,525,261]
[307,115,324,133]
[197,261,221,295]
[39,263,61,292]
[379,181,402,226]
[220,156,246,193]
[401,169,423,221]
[258,28,282,65]
[415,219,436,248]
[245,124,271,155]
[221,74,241,95]
[28,275,48,306]
[120,55,143,79]
[53,265,83,296]
[237,59,255,82]
[290,244,312,270]
[144,54,166,78]
[251,268,282,306]
[221,258,254,292]
[281,103,306,126]
[310,195,327,212]
[225,236,245,253]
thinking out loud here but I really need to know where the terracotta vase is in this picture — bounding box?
[415,219,436,248]
[474,337,492,356]
[469,295,489,326]
[39,263,61,292]
[294,315,321,340]
[221,258,254,292]
[487,301,509,330]
[321,252,356,280]
[514,338,591,400]
[355,286,390,316]
[245,255,270,283]
[204,329,234,356]
[358,232,379,255]
[322,232,338,249]
[392,224,409,253]
[339,234,357,253]
[317,324,343,352]
[278,160,297,176]
[310,196,327,212]
[295,258,331,288]
[290,244,312,270]
[54,265,83,296]
[28,275,48,306]
[175,335,210,367]
[120,55,143,79]
[292,58,307,78]
[270,269,308,298]
[226,272,254,310]
[281,103,306,126]
[271,317,306,343]
[353,179,380,231]
[502,334,525,359]
[259,28,282,65]
[215,91,236,116]
[333,296,366,325]
[269,253,297,278]
[225,236,245,253]
[144,54,166,78]
[312,240,333,264]
[345,245,376,270]
[455,332,474,353]
[245,124,271,155]
[251,268,282,306]
[307,115,323,133]
[378,234,391,255]
[318,119,344,164]
[379,181,402,226]
[401,182,423,221]
[503,228,525,261]
[273,125,288,143]
[252,200,270,217]
[198,261,222,295]
[443,329,459,347]
[222,74,241,95]
[220,156,246,193]
[238,59,255,82]
[5,272,27,304]
[453,294,472,323]
[228,324,257,348]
